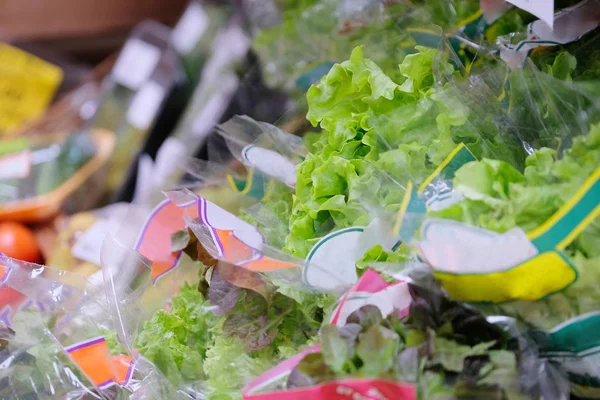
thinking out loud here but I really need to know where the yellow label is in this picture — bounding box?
[0,44,63,134]
[435,251,577,303]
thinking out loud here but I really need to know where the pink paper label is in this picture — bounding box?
[331,270,411,325]
[246,379,416,400]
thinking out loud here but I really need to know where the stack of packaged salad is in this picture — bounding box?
[0,0,599,399]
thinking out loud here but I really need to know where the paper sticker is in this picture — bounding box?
[126,81,166,130]
[112,38,161,91]
[241,145,297,188]
[423,168,600,303]
[420,219,578,302]
[71,220,120,266]
[135,200,186,284]
[506,0,555,28]
[0,151,31,180]
[66,337,135,390]
[331,270,411,326]
[172,2,209,54]
[0,44,63,134]
[304,227,364,291]
[421,220,538,273]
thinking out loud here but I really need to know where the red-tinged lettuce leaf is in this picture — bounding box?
[394,346,420,382]
[222,291,277,352]
[171,229,191,252]
[208,267,242,316]
[217,262,275,300]
[407,284,506,347]
[346,304,384,329]
[171,228,219,267]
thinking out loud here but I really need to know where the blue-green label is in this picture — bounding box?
[295,62,335,92]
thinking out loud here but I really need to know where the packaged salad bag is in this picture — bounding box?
[0,254,155,399]
[243,268,569,399]
[97,174,349,398]
[0,129,114,222]
[358,32,600,396]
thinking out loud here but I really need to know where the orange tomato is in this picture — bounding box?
[0,222,42,264]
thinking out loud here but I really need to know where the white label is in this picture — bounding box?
[304,228,363,290]
[71,220,119,266]
[0,151,31,180]
[335,283,411,326]
[172,2,209,54]
[500,0,599,67]
[191,74,239,140]
[420,219,538,274]
[506,0,555,28]
[530,0,599,42]
[126,81,166,130]
[241,145,297,188]
[112,38,161,90]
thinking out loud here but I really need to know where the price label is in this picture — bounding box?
[172,2,209,54]
[72,220,120,266]
[0,44,63,134]
[0,151,31,180]
[112,39,161,90]
[506,0,555,28]
[126,81,166,130]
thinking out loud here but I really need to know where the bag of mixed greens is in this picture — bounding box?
[0,254,149,398]
[392,53,600,396]
[0,129,114,221]
[244,269,566,399]
[98,183,340,399]
[90,21,180,195]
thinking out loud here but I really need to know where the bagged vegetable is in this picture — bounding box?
[0,254,146,399]
[244,269,567,399]
[0,129,114,222]
[99,186,341,399]
[90,20,180,195]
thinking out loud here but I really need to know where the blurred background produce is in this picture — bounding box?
[0,0,598,399]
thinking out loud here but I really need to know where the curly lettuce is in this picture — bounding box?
[284,45,521,257]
